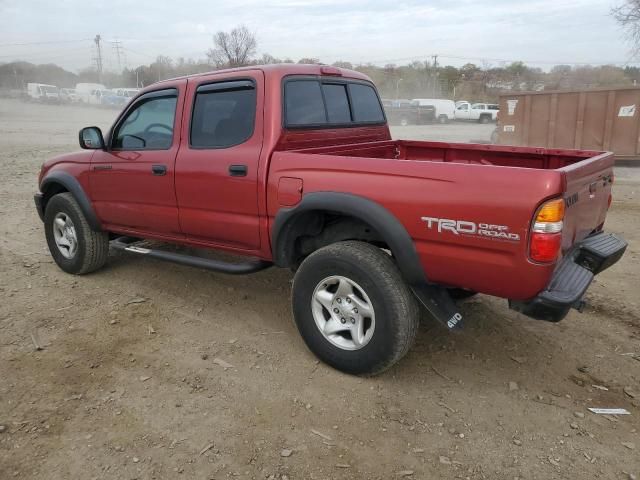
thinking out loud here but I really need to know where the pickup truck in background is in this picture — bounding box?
[34,64,627,375]
[382,99,436,126]
[455,101,499,123]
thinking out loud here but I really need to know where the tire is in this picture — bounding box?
[291,241,420,375]
[438,115,448,124]
[400,117,409,127]
[479,115,490,124]
[44,192,109,275]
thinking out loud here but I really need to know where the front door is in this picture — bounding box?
[456,103,470,120]
[90,81,186,236]
[174,71,264,251]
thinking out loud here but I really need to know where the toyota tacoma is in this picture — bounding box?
[35,64,627,375]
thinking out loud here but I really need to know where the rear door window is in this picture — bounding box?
[190,80,256,148]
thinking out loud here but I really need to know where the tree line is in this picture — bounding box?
[2,24,640,103]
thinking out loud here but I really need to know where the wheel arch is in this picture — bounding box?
[40,171,102,231]
[272,192,427,285]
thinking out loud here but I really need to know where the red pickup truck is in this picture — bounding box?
[35,64,626,375]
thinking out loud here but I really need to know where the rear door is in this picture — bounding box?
[174,70,264,251]
[90,81,186,235]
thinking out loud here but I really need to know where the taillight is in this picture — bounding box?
[530,198,564,263]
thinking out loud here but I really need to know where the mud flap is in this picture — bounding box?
[411,285,463,330]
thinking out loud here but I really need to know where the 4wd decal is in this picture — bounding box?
[421,217,520,241]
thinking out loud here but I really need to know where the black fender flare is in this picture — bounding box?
[40,170,102,231]
[271,192,427,285]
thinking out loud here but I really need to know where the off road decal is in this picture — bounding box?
[421,217,520,242]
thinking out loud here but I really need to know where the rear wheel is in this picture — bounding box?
[400,117,409,127]
[479,114,491,124]
[438,115,448,124]
[44,193,109,274]
[291,241,420,375]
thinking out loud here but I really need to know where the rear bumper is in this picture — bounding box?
[509,232,627,322]
[34,193,44,221]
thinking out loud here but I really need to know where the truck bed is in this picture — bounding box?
[293,139,604,170]
[269,139,615,300]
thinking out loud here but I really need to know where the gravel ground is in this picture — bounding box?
[1,99,639,480]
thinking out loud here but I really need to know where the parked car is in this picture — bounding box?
[411,98,456,123]
[35,64,626,375]
[103,88,140,108]
[75,83,106,103]
[26,83,59,103]
[455,102,499,123]
[384,100,436,126]
[59,88,79,103]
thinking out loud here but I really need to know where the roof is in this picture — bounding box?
[155,63,372,85]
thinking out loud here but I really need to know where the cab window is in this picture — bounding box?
[190,80,256,148]
[284,77,385,128]
[112,90,177,150]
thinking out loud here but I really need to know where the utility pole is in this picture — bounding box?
[112,39,124,71]
[94,34,103,83]
[431,54,439,96]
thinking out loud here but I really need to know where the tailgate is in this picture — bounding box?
[559,151,615,251]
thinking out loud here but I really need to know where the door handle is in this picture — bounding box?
[229,164,247,177]
[93,164,112,171]
[152,164,167,176]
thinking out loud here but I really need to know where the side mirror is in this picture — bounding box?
[79,126,105,150]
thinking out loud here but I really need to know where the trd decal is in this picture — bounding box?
[421,217,520,241]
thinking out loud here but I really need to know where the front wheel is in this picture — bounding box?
[291,241,420,375]
[44,193,109,274]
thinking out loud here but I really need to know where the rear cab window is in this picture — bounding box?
[284,76,385,128]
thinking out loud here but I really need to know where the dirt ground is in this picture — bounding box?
[1,98,639,480]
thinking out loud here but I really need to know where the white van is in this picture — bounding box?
[411,98,456,123]
[75,83,106,104]
[27,83,59,102]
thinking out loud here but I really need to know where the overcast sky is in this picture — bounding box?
[0,0,631,72]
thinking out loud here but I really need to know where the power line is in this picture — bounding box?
[111,39,125,70]
[0,38,93,47]
[122,46,156,59]
[0,46,92,60]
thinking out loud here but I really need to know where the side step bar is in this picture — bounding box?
[110,237,272,275]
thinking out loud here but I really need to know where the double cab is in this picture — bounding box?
[35,64,626,375]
